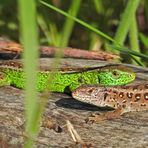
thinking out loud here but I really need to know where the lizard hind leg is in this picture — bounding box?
[0,72,11,87]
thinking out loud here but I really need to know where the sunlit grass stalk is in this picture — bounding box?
[114,0,140,45]
[113,0,142,65]
[18,0,40,147]
[129,15,144,66]
[139,33,148,49]
[93,0,104,14]
[129,15,139,52]
[58,0,82,47]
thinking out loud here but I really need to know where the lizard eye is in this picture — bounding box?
[112,70,120,78]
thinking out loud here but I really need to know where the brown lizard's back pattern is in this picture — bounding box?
[72,83,148,113]
[104,83,148,112]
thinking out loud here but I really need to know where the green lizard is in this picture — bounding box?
[0,60,136,92]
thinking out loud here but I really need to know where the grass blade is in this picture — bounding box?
[18,0,40,147]
[58,0,82,47]
[129,14,141,65]
[40,0,116,43]
[108,44,148,60]
[114,0,140,44]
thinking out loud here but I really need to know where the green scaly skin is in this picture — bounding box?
[0,62,136,92]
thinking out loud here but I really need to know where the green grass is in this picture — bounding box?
[40,1,116,44]
[37,0,82,47]
[129,15,141,65]
[107,44,148,60]
[40,0,146,66]
[57,0,82,47]
[18,0,39,147]
[114,0,141,65]
[114,0,140,45]
[1,1,147,66]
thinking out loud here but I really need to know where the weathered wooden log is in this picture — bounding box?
[0,58,148,147]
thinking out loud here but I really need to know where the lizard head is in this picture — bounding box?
[97,66,136,86]
[72,85,112,108]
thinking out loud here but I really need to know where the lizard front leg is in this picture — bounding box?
[86,107,124,123]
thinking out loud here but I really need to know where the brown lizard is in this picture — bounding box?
[72,83,148,122]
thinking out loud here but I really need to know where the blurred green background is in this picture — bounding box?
[0,0,148,65]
